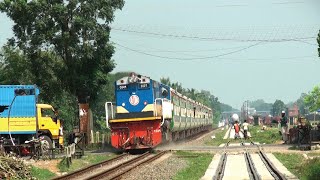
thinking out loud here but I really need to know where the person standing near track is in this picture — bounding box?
[234,121,240,139]
[242,120,249,139]
[280,111,288,143]
[231,114,240,139]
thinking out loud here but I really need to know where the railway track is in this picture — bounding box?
[52,151,168,180]
[253,142,287,180]
[212,140,288,180]
[214,140,230,180]
[52,153,129,180]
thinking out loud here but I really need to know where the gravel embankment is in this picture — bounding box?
[120,153,188,180]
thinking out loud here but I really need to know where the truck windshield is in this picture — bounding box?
[41,109,55,117]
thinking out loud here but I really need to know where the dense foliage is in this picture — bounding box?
[271,99,286,116]
[220,103,238,112]
[249,99,272,111]
[304,85,320,112]
[0,0,124,131]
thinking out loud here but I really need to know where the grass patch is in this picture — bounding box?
[173,151,213,180]
[248,126,282,144]
[204,128,229,146]
[274,153,320,179]
[58,153,116,172]
[274,153,305,178]
[31,166,56,180]
[299,158,320,180]
[306,152,320,157]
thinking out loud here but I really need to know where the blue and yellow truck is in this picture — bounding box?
[0,85,63,154]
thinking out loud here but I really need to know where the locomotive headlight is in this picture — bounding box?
[122,103,125,107]
[144,101,147,105]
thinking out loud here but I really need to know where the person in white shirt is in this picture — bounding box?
[242,120,249,140]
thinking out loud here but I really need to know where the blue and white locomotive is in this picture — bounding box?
[106,73,213,149]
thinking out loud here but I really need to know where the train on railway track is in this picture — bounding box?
[105,73,213,150]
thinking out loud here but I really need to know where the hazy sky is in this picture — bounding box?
[1,0,320,109]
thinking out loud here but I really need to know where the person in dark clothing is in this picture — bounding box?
[280,111,288,143]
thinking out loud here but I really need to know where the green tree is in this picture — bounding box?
[0,46,33,84]
[0,0,124,103]
[0,46,79,130]
[160,77,171,87]
[220,103,234,112]
[272,99,286,116]
[0,0,125,131]
[296,93,308,115]
[171,82,184,93]
[250,99,273,111]
[304,85,320,112]
[184,88,197,100]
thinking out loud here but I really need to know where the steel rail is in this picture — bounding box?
[213,140,230,180]
[84,151,150,180]
[251,141,287,180]
[242,140,261,180]
[84,151,167,180]
[258,151,287,180]
[52,153,128,180]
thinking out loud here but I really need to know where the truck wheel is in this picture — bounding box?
[40,135,52,153]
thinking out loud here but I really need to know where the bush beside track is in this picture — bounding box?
[274,153,320,179]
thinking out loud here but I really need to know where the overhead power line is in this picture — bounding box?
[273,1,304,4]
[113,41,264,61]
[111,37,263,53]
[113,41,319,62]
[111,26,317,42]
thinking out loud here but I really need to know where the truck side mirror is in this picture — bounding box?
[52,115,59,123]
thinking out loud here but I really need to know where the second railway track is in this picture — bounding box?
[213,140,290,180]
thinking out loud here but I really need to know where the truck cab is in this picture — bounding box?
[37,104,64,149]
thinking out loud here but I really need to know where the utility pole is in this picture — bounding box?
[241,103,244,120]
[246,100,248,121]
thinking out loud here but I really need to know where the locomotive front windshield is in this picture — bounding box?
[116,82,150,91]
